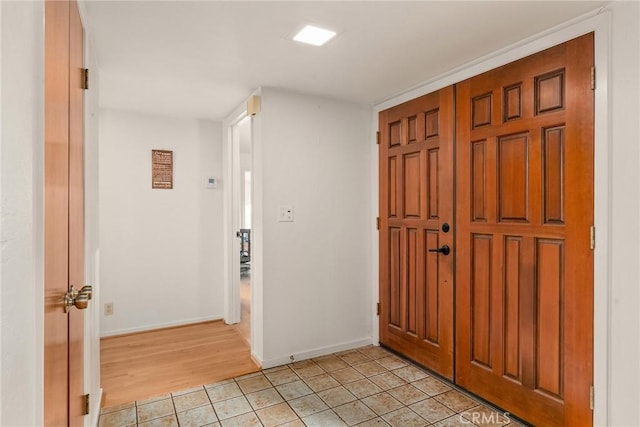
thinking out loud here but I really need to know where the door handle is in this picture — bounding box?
[428,244,451,256]
[79,285,92,300]
[64,285,92,313]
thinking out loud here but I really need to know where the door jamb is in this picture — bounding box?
[371,8,610,426]
[223,110,245,325]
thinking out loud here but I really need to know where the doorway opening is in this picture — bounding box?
[235,116,252,344]
[99,112,260,407]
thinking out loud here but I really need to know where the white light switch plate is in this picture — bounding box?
[278,205,294,222]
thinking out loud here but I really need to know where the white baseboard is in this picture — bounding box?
[259,337,374,369]
[100,315,223,338]
[250,351,263,369]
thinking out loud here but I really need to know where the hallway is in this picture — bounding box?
[101,321,259,407]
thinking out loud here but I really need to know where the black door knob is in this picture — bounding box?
[428,244,451,256]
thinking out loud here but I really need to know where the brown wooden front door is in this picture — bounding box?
[379,87,455,379]
[44,0,86,425]
[379,33,594,427]
[455,33,594,426]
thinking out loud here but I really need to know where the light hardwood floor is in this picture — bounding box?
[100,320,260,408]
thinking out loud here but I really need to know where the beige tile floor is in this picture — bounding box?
[99,346,524,427]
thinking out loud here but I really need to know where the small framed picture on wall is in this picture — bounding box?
[152,149,173,189]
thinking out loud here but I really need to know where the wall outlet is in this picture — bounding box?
[104,302,114,316]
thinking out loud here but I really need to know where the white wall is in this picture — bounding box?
[608,2,640,425]
[99,110,224,335]
[0,1,45,425]
[257,88,372,367]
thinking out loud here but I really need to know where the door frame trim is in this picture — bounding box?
[223,107,245,325]
[222,89,264,363]
[371,8,610,425]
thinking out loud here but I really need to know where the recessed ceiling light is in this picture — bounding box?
[293,25,336,47]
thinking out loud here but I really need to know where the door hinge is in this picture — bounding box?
[376,131,380,145]
[590,66,595,90]
[83,393,90,415]
[590,225,596,250]
[82,68,89,90]
[376,217,380,230]
[590,385,594,410]
[376,302,380,316]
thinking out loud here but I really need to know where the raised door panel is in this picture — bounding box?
[388,227,402,329]
[388,156,398,218]
[471,234,493,369]
[503,236,522,381]
[498,133,528,222]
[427,149,439,220]
[543,126,565,224]
[406,228,419,336]
[403,153,422,219]
[535,239,564,399]
[424,230,440,344]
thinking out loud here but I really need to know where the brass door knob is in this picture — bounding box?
[79,285,92,300]
[64,285,92,313]
[74,293,89,310]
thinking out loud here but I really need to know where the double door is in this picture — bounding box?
[379,33,594,426]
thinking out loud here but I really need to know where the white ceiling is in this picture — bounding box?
[83,1,606,120]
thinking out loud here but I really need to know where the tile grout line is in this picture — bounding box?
[169,390,179,426]
[203,381,221,425]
